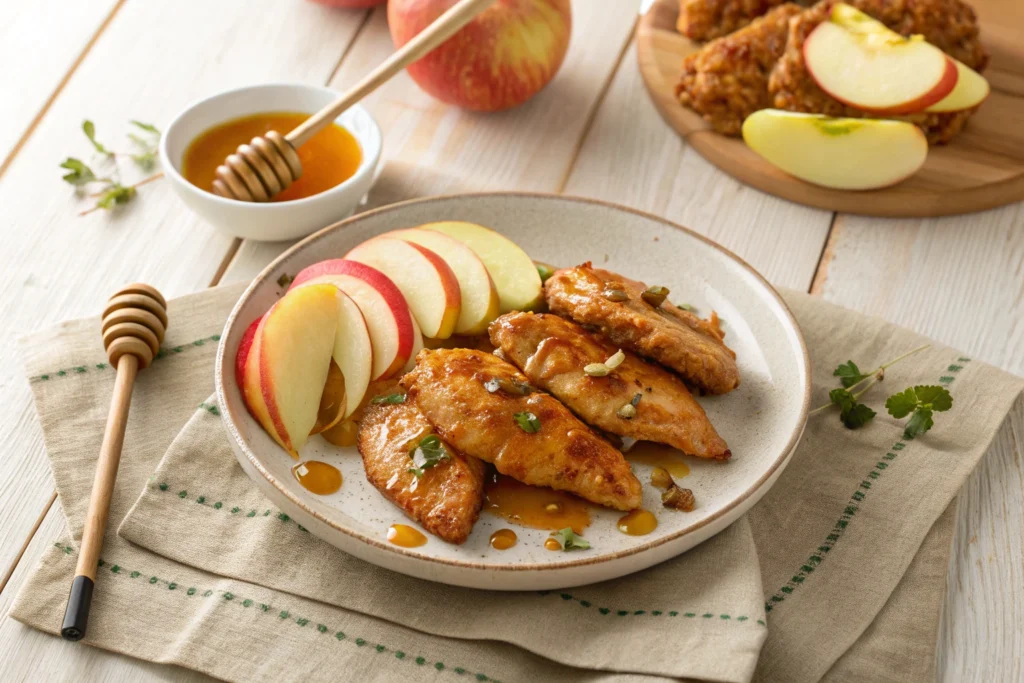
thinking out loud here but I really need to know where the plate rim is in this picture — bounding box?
[214,191,812,573]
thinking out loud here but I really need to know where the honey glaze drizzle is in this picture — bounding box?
[617,509,658,536]
[483,474,591,533]
[387,524,427,547]
[625,442,691,479]
[489,528,518,550]
[292,460,343,495]
[544,537,563,551]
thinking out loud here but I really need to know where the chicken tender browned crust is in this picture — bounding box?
[490,312,731,460]
[545,264,739,395]
[769,0,988,144]
[400,349,643,511]
[676,3,803,136]
[678,0,796,43]
[358,401,485,544]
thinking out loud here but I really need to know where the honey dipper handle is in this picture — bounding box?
[286,0,495,149]
[61,354,138,641]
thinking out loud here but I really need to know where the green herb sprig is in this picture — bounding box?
[407,434,450,478]
[549,528,590,551]
[885,385,953,439]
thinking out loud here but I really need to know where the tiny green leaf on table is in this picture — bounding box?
[82,120,113,156]
[828,388,876,429]
[550,527,590,551]
[60,158,99,186]
[833,360,871,388]
[885,385,952,439]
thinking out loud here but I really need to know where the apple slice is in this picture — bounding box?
[383,228,500,335]
[243,284,340,457]
[805,7,957,115]
[742,109,928,190]
[235,316,262,393]
[345,237,461,339]
[291,259,422,381]
[926,59,989,112]
[419,221,542,313]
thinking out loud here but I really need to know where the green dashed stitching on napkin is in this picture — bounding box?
[48,547,500,682]
[30,334,222,382]
[764,356,970,614]
[154,483,310,533]
[539,591,766,626]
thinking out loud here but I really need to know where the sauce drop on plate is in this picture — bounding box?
[625,442,691,479]
[489,529,518,550]
[617,509,658,536]
[484,474,591,533]
[292,460,342,495]
[387,524,427,548]
[544,537,563,551]
[181,111,362,202]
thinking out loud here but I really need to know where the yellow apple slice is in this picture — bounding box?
[420,221,542,313]
[345,237,461,339]
[926,59,989,112]
[384,228,500,335]
[742,109,928,190]
[805,6,957,115]
[244,284,340,457]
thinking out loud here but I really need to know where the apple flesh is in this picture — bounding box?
[311,360,347,435]
[243,284,341,457]
[291,259,423,381]
[345,237,461,339]
[926,59,989,112]
[420,221,543,313]
[805,9,957,115]
[387,0,572,112]
[383,228,500,335]
[742,109,928,190]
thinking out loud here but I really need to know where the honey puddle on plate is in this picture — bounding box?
[388,524,427,548]
[543,537,562,551]
[625,442,691,479]
[292,460,342,496]
[617,509,658,536]
[483,474,591,533]
[489,529,518,550]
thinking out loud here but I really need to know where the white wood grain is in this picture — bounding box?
[814,207,1024,683]
[560,37,833,291]
[0,0,369,630]
[0,0,120,169]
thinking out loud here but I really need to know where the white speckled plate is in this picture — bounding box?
[214,193,810,590]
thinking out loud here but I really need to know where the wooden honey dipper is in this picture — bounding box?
[62,283,168,641]
[212,0,495,202]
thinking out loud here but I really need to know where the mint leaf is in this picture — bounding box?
[407,434,450,478]
[513,411,540,433]
[885,387,919,418]
[550,528,590,551]
[82,120,112,156]
[95,183,135,209]
[60,157,96,186]
[833,360,869,388]
[903,408,934,439]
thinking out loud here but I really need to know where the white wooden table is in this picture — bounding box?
[0,2,1020,680]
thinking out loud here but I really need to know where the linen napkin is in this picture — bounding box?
[10,168,1023,682]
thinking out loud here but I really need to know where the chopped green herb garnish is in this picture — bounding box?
[371,393,406,405]
[535,262,556,283]
[277,273,294,288]
[550,527,590,551]
[407,434,450,478]
[513,411,540,433]
[641,285,669,308]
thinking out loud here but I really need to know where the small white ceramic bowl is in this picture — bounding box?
[160,83,382,242]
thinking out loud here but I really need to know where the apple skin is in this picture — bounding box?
[926,59,990,112]
[235,317,262,393]
[308,0,385,7]
[388,0,572,112]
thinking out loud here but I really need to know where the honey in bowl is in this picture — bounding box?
[182,112,361,202]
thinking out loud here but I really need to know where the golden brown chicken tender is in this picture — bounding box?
[545,264,740,395]
[358,401,485,544]
[400,348,643,511]
[677,0,795,41]
[489,311,730,460]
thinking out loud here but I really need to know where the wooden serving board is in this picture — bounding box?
[636,0,1024,217]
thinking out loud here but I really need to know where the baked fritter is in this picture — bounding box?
[545,264,740,395]
[677,0,795,43]
[768,0,988,144]
[489,312,730,460]
[677,3,804,135]
[358,401,485,544]
[400,348,643,511]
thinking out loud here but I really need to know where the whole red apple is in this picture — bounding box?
[388,0,572,112]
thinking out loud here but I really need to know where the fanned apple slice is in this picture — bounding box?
[345,237,461,339]
[742,109,927,190]
[420,221,542,313]
[805,6,957,115]
[243,284,340,457]
[926,59,989,112]
[385,228,500,335]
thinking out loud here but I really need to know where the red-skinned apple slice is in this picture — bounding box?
[383,228,500,335]
[804,18,957,115]
[742,109,928,190]
[344,237,461,339]
[244,284,340,457]
[291,259,422,381]
[235,317,262,393]
[926,59,989,112]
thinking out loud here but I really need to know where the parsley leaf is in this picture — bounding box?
[95,183,136,209]
[371,393,405,405]
[82,120,112,156]
[550,527,590,551]
[913,385,953,411]
[833,360,870,388]
[829,388,876,429]
[903,409,934,439]
[407,434,450,478]
[885,385,951,439]
[513,411,540,433]
[130,120,160,135]
[884,387,918,418]
[60,157,97,186]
